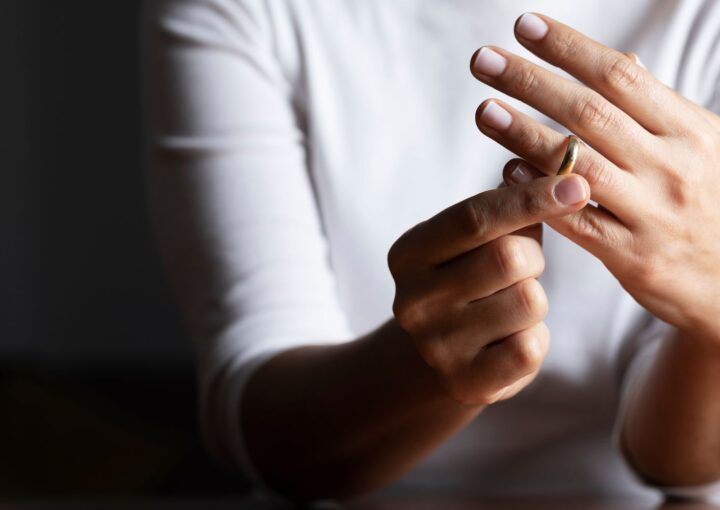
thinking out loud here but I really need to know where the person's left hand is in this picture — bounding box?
[469,13,720,345]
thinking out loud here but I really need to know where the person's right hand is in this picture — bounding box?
[388,166,590,405]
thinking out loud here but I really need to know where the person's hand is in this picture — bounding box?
[388,177,590,404]
[470,13,720,345]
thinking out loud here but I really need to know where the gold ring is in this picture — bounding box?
[557,135,580,175]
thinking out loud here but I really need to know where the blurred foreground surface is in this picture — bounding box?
[2,0,242,499]
[0,368,247,498]
[0,495,719,510]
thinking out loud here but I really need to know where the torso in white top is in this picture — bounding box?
[144,0,720,499]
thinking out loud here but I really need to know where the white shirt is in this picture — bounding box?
[143,0,720,501]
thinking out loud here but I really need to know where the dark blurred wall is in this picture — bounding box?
[4,1,191,369]
[1,1,29,362]
[0,2,245,496]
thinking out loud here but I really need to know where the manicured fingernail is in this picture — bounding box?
[472,47,507,77]
[509,161,534,184]
[553,176,588,205]
[516,13,548,41]
[479,101,512,131]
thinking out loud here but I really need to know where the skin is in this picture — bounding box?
[239,11,720,502]
[242,170,590,500]
[470,14,720,487]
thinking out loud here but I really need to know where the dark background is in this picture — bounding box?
[1,1,242,497]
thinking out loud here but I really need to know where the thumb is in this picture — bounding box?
[502,159,628,264]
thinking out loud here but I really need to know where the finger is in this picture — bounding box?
[391,174,590,270]
[409,278,547,379]
[475,98,641,223]
[503,159,545,184]
[467,321,550,399]
[458,278,548,348]
[513,13,692,135]
[502,159,633,263]
[544,204,632,266]
[434,234,545,304]
[470,45,656,168]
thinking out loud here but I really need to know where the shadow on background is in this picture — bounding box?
[0,1,247,498]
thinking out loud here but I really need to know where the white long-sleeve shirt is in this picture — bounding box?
[143,0,720,501]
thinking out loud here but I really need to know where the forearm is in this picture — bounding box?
[240,318,483,501]
[621,328,720,486]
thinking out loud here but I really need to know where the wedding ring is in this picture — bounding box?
[557,135,580,175]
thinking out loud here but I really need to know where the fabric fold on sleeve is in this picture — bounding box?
[143,0,355,488]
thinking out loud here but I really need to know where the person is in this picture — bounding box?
[143,0,720,503]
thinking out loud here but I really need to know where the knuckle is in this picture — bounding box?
[392,293,426,332]
[519,188,547,218]
[549,32,582,63]
[513,65,539,96]
[459,198,490,239]
[577,153,614,190]
[416,335,451,372]
[492,237,525,279]
[691,129,716,153]
[568,210,607,242]
[515,278,548,320]
[663,170,692,208]
[509,334,544,373]
[534,321,551,346]
[387,238,404,277]
[604,54,642,93]
[516,122,548,155]
[387,222,424,277]
[574,95,614,132]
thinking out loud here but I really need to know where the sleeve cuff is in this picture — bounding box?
[612,329,720,501]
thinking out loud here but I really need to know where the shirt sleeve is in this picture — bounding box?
[142,0,354,484]
[612,315,720,501]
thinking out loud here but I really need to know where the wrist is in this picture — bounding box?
[673,326,720,360]
[677,296,720,349]
[364,319,484,410]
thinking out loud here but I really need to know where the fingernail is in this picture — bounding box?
[472,47,507,77]
[479,101,512,131]
[553,176,588,205]
[632,53,647,70]
[509,161,534,184]
[516,13,549,41]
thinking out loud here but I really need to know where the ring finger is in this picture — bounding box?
[475,98,643,225]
